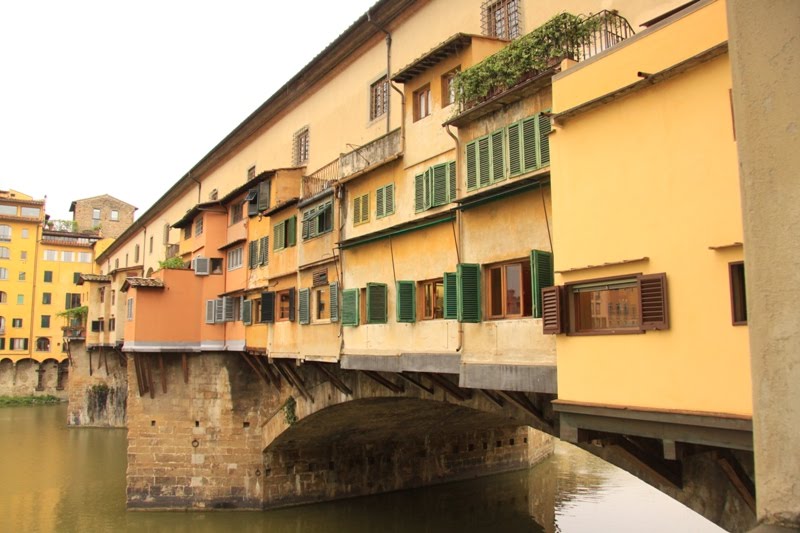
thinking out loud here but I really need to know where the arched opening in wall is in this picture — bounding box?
[146,267,154,277]
[0,358,14,392]
[36,337,51,353]
[13,358,35,387]
[260,396,550,511]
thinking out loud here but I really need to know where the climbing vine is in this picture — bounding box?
[57,306,88,319]
[282,396,297,425]
[454,12,604,111]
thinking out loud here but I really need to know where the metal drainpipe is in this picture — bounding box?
[367,10,406,148]
[445,124,464,352]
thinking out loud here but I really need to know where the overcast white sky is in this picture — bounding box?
[0,0,376,220]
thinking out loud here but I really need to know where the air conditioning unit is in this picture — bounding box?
[193,257,210,276]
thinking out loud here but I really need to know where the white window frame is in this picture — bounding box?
[227,247,243,271]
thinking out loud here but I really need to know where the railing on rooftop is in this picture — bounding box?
[41,235,95,247]
[45,219,78,232]
[576,10,635,62]
[302,158,340,199]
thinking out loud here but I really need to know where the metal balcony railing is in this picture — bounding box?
[576,10,635,62]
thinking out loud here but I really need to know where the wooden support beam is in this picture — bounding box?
[264,361,282,390]
[399,372,434,395]
[274,361,313,403]
[280,361,314,403]
[132,354,146,397]
[480,389,505,408]
[145,355,155,399]
[362,370,403,394]
[88,349,93,377]
[425,373,470,401]
[181,353,189,384]
[497,390,551,430]
[714,450,756,512]
[158,354,167,394]
[314,362,352,396]
[612,436,683,490]
[103,350,109,376]
[240,353,270,387]
[253,355,280,392]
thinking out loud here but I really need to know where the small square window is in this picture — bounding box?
[247,166,256,181]
[483,0,521,40]
[370,76,389,121]
[92,208,101,220]
[110,210,119,221]
[293,127,310,166]
[413,84,431,121]
[277,289,292,322]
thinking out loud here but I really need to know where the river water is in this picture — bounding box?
[0,404,723,532]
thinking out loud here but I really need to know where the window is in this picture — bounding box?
[376,185,395,219]
[12,318,22,328]
[44,250,57,261]
[542,273,670,335]
[370,75,389,121]
[134,245,140,263]
[486,260,532,319]
[163,223,170,245]
[413,84,431,121]
[110,210,119,221]
[276,289,295,322]
[114,258,119,270]
[315,287,330,321]
[0,247,9,259]
[109,318,116,332]
[273,216,297,251]
[21,207,40,218]
[42,293,51,305]
[293,127,310,166]
[92,208,101,221]
[0,268,7,280]
[246,180,271,217]
[227,247,243,271]
[110,290,115,306]
[18,272,25,281]
[0,317,4,333]
[415,161,456,212]
[729,262,747,325]
[194,216,203,237]
[0,291,5,303]
[99,287,105,303]
[91,320,104,332]
[442,67,460,107]
[127,298,134,320]
[183,225,191,240]
[73,272,81,284]
[16,295,23,305]
[210,258,223,274]
[420,279,444,320]
[11,338,28,351]
[0,225,10,241]
[20,251,26,260]
[230,202,244,224]
[0,205,15,216]
[247,166,256,181]
[483,0,520,40]
[149,236,153,254]
[353,193,370,226]
[35,338,50,352]
[42,270,51,283]
[21,229,28,239]
[41,315,50,328]
[62,251,74,262]
[465,112,551,191]
[366,283,387,324]
[258,237,269,266]
[302,201,333,240]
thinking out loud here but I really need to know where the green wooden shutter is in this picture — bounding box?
[385,183,394,215]
[538,112,551,167]
[448,161,456,202]
[287,287,296,321]
[257,180,270,212]
[247,188,259,216]
[274,221,285,250]
[478,136,491,187]
[261,292,275,323]
[242,300,252,325]
[302,209,313,239]
[431,163,448,207]
[259,236,268,265]
[457,263,481,323]
[286,216,297,247]
[522,116,538,172]
[396,281,416,323]
[413,172,424,212]
[366,283,387,324]
[531,250,554,319]
[465,141,478,191]
[376,186,385,218]
[508,121,523,176]
[443,272,458,319]
[248,241,257,269]
[342,288,359,326]
[298,288,310,325]
[490,129,505,183]
[329,282,340,322]
[361,195,370,223]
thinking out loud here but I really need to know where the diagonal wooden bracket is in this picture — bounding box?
[497,390,551,431]
[424,373,471,401]
[275,360,314,403]
[313,362,352,396]
[399,372,434,395]
[714,450,755,512]
[362,370,403,394]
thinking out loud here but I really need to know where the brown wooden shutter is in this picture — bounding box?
[542,285,565,334]
[639,273,669,330]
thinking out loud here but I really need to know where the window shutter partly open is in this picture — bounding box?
[286,216,297,247]
[259,236,269,265]
[639,273,669,330]
[298,288,310,325]
[366,283,388,324]
[288,287,296,321]
[431,163,448,207]
[261,292,275,323]
[457,263,481,323]
[249,241,258,269]
[465,141,478,191]
[329,282,340,322]
[342,288,359,326]
[414,173,425,212]
[538,112,551,167]
[205,300,216,324]
[531,250,554,319]
[242,300,252,325]
[542,285,565,334]
[214,298,224,323]
[223,296,235,322]
[448,161,456,203]
[396,281,415,323]
[443,272,458,319]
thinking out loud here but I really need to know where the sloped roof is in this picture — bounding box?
[120,277,165,292]
[77,273,111,285]
[69,194,137,213]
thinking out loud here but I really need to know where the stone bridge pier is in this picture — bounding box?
[125,352,554,510]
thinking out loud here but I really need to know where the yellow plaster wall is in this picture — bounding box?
[551,10,749,414]
[297,264,340,361]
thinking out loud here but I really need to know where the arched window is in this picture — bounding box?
[0,291,6,303]
[0,268,7,280]
[0,247,9,259]
[0,317,5,334]
[0,225,10,241]
[36,338,50,352]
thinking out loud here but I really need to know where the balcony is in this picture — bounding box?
[302,159,339,201]
[340,128,402,181]
[62,326,86,339]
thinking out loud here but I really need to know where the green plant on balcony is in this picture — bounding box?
[454,12,602,111]
[57,306,88,320]
[158,256,186,269]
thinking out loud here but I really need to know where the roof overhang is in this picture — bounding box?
[392,33,473,83]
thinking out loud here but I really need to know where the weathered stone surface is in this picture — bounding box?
[0,358,68,398]
[67,342,127,427]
